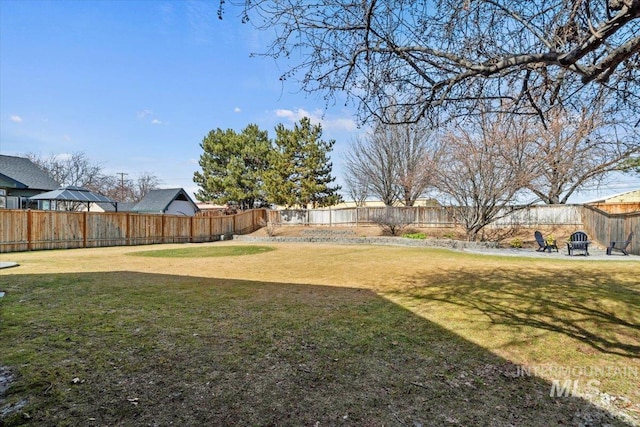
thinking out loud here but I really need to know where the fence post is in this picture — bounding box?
[162,214,166,244]
[233,213,237,234]
[27,209,33,251]
[83,211,88,248]
[126,213,131,247]
[191,215,195,243]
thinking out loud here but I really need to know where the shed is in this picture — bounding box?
[131,188,199,216]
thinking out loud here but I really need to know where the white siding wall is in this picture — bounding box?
[166,200,198,216]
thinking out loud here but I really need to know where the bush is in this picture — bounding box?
[373,208,413,236]
[402,233,426,239]
[258,218,279,237]
[509,238,523,248]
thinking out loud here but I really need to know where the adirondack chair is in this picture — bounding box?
[566,231,590,256]
[606,232,634,256]
[534,231,558,252]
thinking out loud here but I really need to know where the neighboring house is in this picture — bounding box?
[0,154,60,209]
[331,198,442,209]
[585,189,640,204]
[130,188,200,216]
[585,189,640,214]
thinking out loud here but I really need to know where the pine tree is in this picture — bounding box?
[193,124,270,209]
[265,117,342,208]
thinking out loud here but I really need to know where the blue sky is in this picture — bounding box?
[0,0,359,200]
[1,0,637,203]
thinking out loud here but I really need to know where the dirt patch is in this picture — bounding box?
[0,366,14,398]
[0,366,27,419]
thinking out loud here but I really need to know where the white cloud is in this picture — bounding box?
[234,107,242,113]
[274,108,357,132]
[137,109,165,125]
[137,109,153,119]
[10,115,23,123]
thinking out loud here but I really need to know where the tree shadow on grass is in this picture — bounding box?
[0,271,637,426]
[394,266,640,359]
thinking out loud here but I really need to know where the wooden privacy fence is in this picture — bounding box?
[268,205,584,228]
[0,209,266,253]
[588,202,640,214]
[582,205,640,256]
[268,206,456,227]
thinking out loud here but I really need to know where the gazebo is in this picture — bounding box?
[29,186,117,211]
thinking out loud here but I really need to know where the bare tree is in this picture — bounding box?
[132,172,161,202]
[26,152,116,195]
[523,106,640,204]
[224,1,640,125]
[434,111,533,241]
[345,130,400,206]
[343,173,370,207]
[344,116,437,206]
[28,152,161,206]
[394,121,438,206]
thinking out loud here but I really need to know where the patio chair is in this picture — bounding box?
[534,231,558,252]
[606,232,634,256]
[566,231,590,256]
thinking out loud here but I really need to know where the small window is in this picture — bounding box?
[6,196,19,209]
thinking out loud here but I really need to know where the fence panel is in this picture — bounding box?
[233,209,266,234]
[489,205,583,227]
[589,203,640,214]
[86,212,128,248]
[127,214,164,246]
[191,216,212,243]
[0,209,28,252]
[582,206,640,255]
[162,216,192,244]
[29,211,84,250]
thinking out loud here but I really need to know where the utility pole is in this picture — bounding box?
[117,172,128,201]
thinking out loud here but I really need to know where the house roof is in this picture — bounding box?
[0,155,60,190]
[132,188,199,214]
[583,189,640,204]
[95,201,138,212]
[30,186,116,203]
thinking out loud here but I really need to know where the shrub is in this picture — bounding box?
[509,238,523,248]
[373,208,413,236]
[258,218,279,237]
[402,233,426,239]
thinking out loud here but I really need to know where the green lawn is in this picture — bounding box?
[0,243,638,426]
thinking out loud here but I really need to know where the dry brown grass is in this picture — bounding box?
[1,242,639,426]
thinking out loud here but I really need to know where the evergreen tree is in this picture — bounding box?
[193,124,270,210]
[620,157,640,175]
[265,117,342,208]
